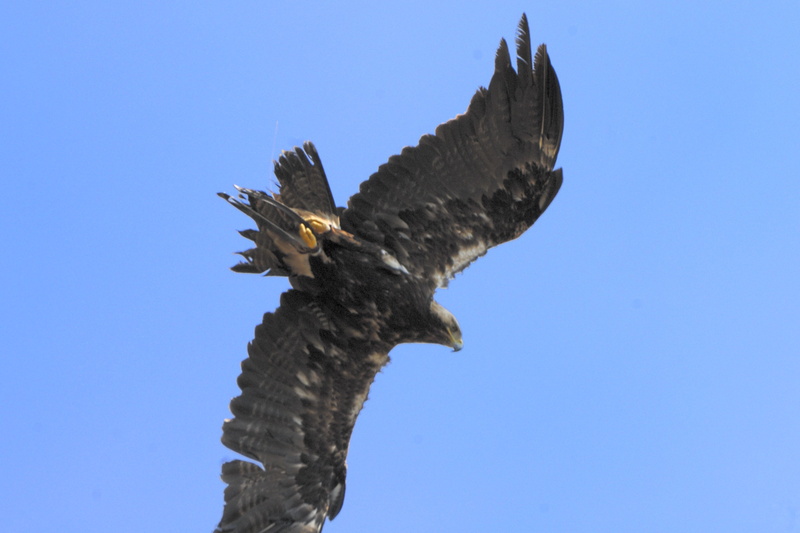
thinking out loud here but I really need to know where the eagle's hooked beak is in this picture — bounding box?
[449,328,463,352]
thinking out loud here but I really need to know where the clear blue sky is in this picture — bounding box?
[2,2,799,532]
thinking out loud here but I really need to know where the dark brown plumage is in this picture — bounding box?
[217,14,563,532]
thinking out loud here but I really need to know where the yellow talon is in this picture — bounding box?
[299,224,317,248]
[307,219,328,233]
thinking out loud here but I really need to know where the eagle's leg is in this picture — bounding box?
[218,190,320,254]
[298,224,317,248]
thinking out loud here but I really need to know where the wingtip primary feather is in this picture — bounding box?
[533,43,564,167]
[515,13,533,86]
[494,36,512,75]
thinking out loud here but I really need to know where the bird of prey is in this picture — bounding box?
[216,13,563,533]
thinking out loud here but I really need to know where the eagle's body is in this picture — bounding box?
[217,14,564,533]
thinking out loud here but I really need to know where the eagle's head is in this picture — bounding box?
[429,300,463,352]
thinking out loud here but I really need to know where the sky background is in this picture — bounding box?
[2,2,799,532]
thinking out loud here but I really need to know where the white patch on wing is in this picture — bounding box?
[438,238,489,286]
[296,369,321,387]
[296,372,310,387]
[380,249,409,274]
[293,385,315,400]
[367,350,389,366]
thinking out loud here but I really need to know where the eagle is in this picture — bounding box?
[216,14,563,533]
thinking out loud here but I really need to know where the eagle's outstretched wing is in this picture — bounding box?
[341,14,563,287]
[217,289,390,533]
